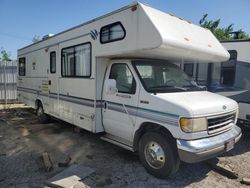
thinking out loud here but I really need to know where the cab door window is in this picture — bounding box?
[109,64,136,94]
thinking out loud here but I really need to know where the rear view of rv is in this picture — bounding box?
[17,2,241,178]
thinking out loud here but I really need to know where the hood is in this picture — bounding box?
[155,91,238,117]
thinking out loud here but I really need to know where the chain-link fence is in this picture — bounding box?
[0,60,17,104]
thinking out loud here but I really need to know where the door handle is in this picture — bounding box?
[116,93,131,99]
[48,80,51,85]
[103,102,107,109]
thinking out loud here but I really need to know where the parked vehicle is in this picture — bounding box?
[182,40,250,129]
[17,2,241,178]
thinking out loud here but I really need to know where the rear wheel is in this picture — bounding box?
[36,102,50,123]
[139,132,180,179]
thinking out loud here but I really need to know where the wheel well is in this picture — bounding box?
[35,99,42,110]
[133,122,175,151]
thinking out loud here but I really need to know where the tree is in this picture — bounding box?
[236,29,249,40]
[0,48,11,61]
[32,35,40,43]
[199,14,249,40]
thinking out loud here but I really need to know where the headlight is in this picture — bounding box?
[180,117,207,133]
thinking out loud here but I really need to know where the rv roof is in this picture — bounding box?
[18,2,229,63]
[18,1,139,51]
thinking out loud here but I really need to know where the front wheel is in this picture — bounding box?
[139,132,180,179]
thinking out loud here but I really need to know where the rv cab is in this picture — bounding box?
[102,59,241,175]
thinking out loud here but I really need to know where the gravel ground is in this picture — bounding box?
[0,106,249,188]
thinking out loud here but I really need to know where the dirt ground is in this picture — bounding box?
[0,105,250,188]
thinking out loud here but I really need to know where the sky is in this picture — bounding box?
[0,0,250,59]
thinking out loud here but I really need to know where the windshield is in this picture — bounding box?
[133,60,204,93]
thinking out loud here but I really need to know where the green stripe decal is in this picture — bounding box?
[138,106,179,118]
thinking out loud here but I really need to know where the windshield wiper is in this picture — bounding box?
[148,85,188,91]
[182,85,207,91]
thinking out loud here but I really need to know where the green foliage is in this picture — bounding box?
[32,35,40,43]
[237,29,250,40]
[199,14,249,40]
[0,48,11,61]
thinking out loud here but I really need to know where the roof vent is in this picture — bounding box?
[42,34,54,40]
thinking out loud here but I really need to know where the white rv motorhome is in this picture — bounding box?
[182,40,250,129]
[17,2,241,178]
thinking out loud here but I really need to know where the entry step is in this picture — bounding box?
[101,134,134,152]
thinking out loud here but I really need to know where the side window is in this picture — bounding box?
[184,63,194,77]
[50,51,56,73]
[220,50,237,86]
[62,47,74,76]
[18,57,26,76]
[109,64,136,94]
[62,43,91,77]
[220,62,236,86]
[100,22,126,44]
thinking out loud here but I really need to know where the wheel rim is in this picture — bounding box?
[37,106,43,116]
[144,141,165,169]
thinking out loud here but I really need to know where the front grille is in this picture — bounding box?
[207,113,236,135]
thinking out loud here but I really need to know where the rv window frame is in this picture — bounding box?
[50,51,56,74]
[61,42,92,78]
[100,22,126,44]
[18,57,26,76]
[109,63,136,94]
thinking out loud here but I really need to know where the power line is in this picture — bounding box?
[0,31,32,41]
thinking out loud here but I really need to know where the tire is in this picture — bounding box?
[36,103,50,123]
[138,132,180,179]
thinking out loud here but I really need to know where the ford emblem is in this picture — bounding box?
[223,105,227,110]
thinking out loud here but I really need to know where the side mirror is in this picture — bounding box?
[105,79,118,95]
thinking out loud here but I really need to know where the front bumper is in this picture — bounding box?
[177,126,242,163]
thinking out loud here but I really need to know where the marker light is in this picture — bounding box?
[131,5,137,12]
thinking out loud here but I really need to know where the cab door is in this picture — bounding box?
[48,46,59,116]
[102,62,140,142]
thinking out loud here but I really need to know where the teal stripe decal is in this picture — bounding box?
[106,101,179,119]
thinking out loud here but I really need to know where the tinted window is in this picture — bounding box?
[109,64,136,94]
[62,43,91,77]
[18,57,26,76]
[234,62,250,89]
[184,63,194,77]
[220,61,236,86]
[50,51,56,73]
[100,22,125,44]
